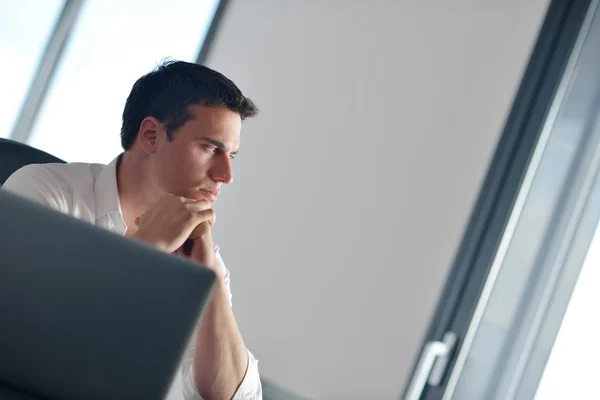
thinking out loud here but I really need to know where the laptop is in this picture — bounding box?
[0,190,216,400]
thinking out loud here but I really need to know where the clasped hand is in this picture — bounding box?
[133,194,219,272]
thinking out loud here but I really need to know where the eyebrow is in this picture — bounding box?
[198,137,238,155]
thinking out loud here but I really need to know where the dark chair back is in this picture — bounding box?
[0,139,65,186]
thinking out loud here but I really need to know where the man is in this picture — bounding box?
[2,60,261,400]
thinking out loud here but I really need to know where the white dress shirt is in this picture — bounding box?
[2,155,262,400]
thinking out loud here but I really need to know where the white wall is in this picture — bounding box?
[206,1,549,399]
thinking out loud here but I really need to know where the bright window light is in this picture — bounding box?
[28,0,220,163]
[0,0,65,138]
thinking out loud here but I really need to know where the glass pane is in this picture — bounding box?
[27,0,220,164]
[0,0,65,138]
[534,220,600,399]
[445,2,600,399]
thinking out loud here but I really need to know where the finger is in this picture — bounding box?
[193,207,216,226]
[179,196,199,203]
[185,200,212,212]
[189,218,213,240]
[173,195,207,204]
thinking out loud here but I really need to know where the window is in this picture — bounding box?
[446,3,600,397]
[404,0,600,399]
[535,221,600,399]
[26,0,220,164]
[0,0,65,138]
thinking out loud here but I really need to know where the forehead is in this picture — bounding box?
[180,104,242,146]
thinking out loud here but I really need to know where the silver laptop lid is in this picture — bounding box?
[0,190,215,400]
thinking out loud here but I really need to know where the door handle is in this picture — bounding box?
[404,332,457,400]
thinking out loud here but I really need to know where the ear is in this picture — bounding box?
[137,117,163,154]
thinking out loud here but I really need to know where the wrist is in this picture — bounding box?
[201,255,222,277]
[212,274,228,300]
[210,264,224,281]
[132,231,169,253]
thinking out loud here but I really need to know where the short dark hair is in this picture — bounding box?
[120,60,258,150]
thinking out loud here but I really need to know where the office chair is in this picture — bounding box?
[0,138,64,186]
[0,139,65,397]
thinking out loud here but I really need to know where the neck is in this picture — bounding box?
[116,150,162,235]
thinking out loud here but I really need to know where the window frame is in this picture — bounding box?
[403,0,595,398]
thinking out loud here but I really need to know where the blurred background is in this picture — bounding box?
[2,0,600,399]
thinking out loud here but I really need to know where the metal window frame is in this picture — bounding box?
[196,0,230,65]
[9,0,84,144]
[403,0,594,398]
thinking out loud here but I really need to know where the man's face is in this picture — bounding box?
[151,104,242,205]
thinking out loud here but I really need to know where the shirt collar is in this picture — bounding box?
[94,154,124,219]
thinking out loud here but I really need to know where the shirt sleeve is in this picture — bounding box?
[181,247,262,400]
[2,164,68,213]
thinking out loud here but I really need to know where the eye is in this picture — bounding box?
[201,144,217,154]
[229,153,237,160]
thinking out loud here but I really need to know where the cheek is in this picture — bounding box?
[174,147,211,180]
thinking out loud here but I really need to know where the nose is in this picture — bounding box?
[209,153,233,184]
